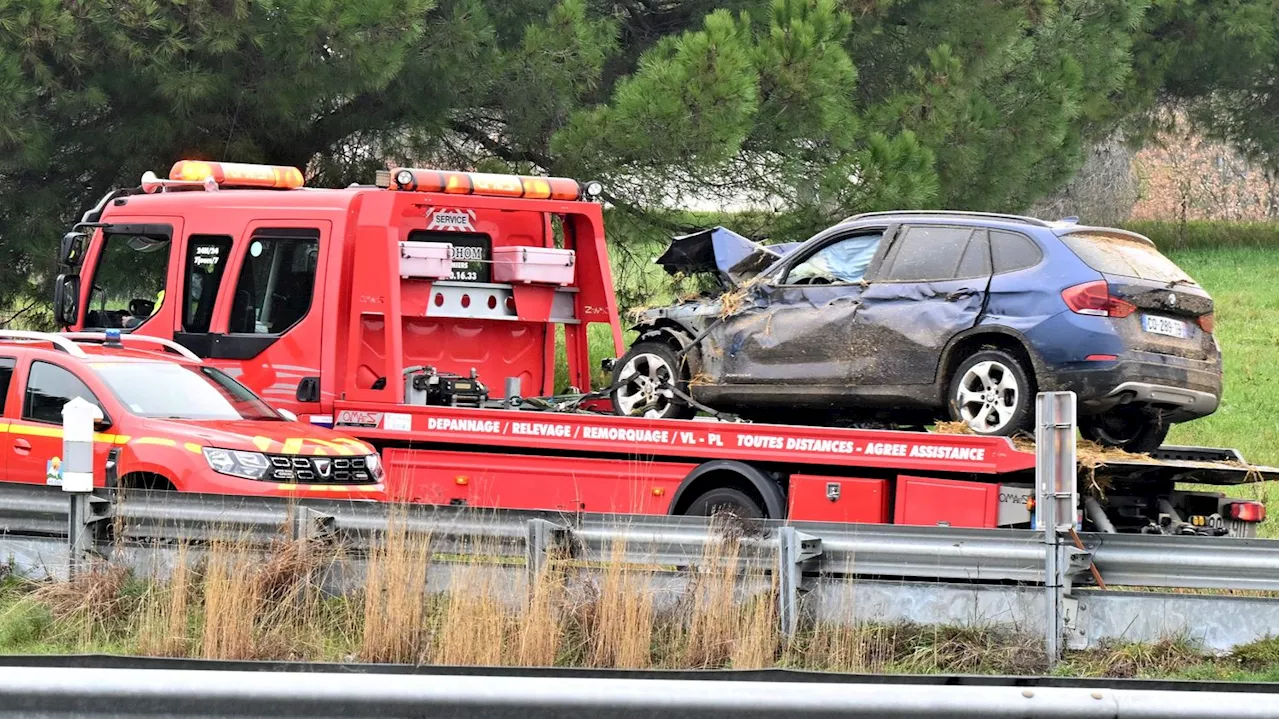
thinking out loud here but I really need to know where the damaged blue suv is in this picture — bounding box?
[614,211,1221,452]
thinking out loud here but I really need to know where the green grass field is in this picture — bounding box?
[1164,247,1278,465]
[1164,247,1278,536]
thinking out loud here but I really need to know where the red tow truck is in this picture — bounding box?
[51,160,1272,535]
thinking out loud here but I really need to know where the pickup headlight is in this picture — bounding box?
[365,451,384,481]
[203,448,271,480]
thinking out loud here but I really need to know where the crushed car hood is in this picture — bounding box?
[657,227,799,288]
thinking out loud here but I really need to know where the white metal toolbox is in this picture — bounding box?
[492,246,576,285]
[399,241,454,279]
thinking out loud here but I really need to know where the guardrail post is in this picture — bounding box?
[777,527,822,640]
[1035,391,1078,666]
[525,519,568,591]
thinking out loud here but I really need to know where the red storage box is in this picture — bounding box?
[399,241,453,279]
[493,246,576,285]
[788,474,889,523]
[893,475,998,528]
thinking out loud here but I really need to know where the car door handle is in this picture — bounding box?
[945,289,977,302]
[13,438,31,455]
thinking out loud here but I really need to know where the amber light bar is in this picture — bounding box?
[170,160,305,189]
[389,168,583,201]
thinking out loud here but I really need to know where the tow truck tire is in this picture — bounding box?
[682,487,765,519]
[947,349,1034,437]
[1080,407,1170,453]
[611,341,696,420]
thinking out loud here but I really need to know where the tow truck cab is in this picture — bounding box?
[56,161,623,419]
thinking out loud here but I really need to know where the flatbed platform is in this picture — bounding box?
[333,402,1275,487]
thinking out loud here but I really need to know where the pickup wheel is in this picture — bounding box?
[681,487,765,519]
[1080,407,1169,453]
[611,341,696,420]
[947,349,1034,436]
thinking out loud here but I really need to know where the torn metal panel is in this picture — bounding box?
[851,280,988,385]
[656,227,796,289]
[709,284,866,386]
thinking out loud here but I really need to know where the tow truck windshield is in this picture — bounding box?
[93,363,282,421]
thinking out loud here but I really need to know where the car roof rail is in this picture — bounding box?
[0,330,89,358]
[842,210,1054,228]
[60,332,202,362]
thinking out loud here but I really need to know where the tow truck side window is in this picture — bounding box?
[22,361,106,425]
[183,235,233,333]
[229,229,319,335]
[0,357,14,414]
[85,231,171,331]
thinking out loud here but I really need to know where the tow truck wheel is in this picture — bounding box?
[947,349,1034,436]
[1080,407,1169,453]
[611,341,696,420]
[682,487,765,519]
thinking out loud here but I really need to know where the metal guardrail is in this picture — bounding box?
[2,481,1276,592]
[0,665,1275,719]
[3,480,1278,653]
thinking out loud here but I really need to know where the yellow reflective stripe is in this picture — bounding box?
[274,484,356,493]
[131,437,177,447]
[308,438,353,456]
[280,438,304,455]
[9,424,64,439]
[184,442,202,454]
[252,436,274,452]
[4,423,127,444]
[310,446,329,456]
[276,483,297,491]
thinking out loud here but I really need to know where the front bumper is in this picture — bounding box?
[192,473,388,500]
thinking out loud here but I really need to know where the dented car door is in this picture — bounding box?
[710,230,888,388]
[851,226,991,386]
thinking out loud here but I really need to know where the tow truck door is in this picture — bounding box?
[176,221,331,416]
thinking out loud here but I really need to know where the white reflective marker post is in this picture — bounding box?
[62,397,102,578]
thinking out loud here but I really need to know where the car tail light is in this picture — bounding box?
[1061,280,1136,318]
[1197,313,1215,333]
[1228,501,1266,522]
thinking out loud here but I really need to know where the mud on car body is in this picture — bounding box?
[0,332,385,498]
[614,213,1221,452]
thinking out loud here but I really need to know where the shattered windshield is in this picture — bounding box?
[785,234,882,284]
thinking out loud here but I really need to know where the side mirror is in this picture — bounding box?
[277,408,299,422]
[53,274,80,328]
[60,231,89,267]
[93,418,112,432]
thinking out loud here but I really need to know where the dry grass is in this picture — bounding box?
[137,543,192,657]
[360,518,430,663]
[586,540,655,669]
[1,520,1268,681]
[433,555,510,666]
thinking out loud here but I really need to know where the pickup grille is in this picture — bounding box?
[267,455,374,484]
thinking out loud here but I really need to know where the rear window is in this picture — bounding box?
[1061,233,1193,284]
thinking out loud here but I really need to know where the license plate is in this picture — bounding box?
[1142,314,1188,339]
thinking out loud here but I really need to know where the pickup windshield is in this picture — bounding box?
[94,363,281,421]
